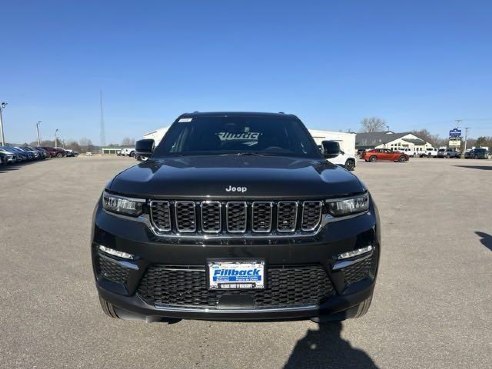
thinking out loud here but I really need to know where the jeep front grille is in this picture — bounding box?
[149,200,323,235]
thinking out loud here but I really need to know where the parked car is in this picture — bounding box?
[361,149,409,162]
[0,148,18,163]
[399,148,417,157]
[34,147,51,159]
[14,146,36,160]
[118,147,135,157]
[64,149,79,157]
[40,146,66,158]
[22,146,47,160]
[465,148,489,159]
[419,147,438,158]
[92,111,380,323]
[0,151,16,164]
[2,147,30,161]
[437,148,460,158]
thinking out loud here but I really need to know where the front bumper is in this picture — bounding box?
[91,200,380,321]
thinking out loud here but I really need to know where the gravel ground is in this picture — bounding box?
[0,156,491,369]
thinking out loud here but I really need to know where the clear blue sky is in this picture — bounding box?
[1,0,491,145]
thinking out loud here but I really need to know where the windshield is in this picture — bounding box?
[152,115,323,159]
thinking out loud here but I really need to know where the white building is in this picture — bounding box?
[355,132,433,155]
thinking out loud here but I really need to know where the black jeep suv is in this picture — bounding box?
[91,112,380,323]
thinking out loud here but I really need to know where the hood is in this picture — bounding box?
[109,156,365,199]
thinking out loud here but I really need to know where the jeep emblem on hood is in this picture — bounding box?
[225,186,247,193]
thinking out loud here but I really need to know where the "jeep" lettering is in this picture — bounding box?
[225,186,247,193]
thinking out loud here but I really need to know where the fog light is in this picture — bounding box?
[337,245,373,260]
[98,245,134,260]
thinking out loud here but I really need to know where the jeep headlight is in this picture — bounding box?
[326,193,369,217]
[102,191,145,217]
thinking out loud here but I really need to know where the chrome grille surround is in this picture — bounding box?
[201,201,222,233]
[301,201,323,231]
[226,201,247,233]
[277,201,298,232]
[148,199,329,236]
[175,201,197,233]
[251,201,273,233]
[149,200,172,232]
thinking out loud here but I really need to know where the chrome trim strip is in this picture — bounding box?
[175,201,197,233]
[277,201,298,233]
[301,201,323,231]
[152,304,318,313]
[97,252,139,270]
[201,201,222,234]
[226,201,247,233]
[332,252,373,271]
[251,201,273,233]
[149,200,172,232]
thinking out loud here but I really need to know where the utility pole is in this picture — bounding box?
[463,127,470,155]
[36,121,42,146]
[55,129,59,148]
[0,102,8,146]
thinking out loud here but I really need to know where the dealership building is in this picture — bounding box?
[355,132,433,153]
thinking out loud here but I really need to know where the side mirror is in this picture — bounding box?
[135,139,155,158]
[321,140,340,159]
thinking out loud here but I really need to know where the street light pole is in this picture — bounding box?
[55,129,59,148]
[36,121,42,146]
[0,102,8,146]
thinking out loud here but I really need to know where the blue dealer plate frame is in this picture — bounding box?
[207,260,265,290]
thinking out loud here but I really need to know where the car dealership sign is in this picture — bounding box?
[449,128,462,138]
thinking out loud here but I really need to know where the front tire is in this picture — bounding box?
[129,151,135,157]
[56,152,63,158]
[344,159,355,171]
[313,295,373,323]
[398,155,407,162]
[369,156,377,162]
[99,296,120,319]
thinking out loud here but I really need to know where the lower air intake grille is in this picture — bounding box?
[137,265,335,308]
[95,255,129,284]
[343,254,377,286]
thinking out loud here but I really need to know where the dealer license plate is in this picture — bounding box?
[208,260,265,290]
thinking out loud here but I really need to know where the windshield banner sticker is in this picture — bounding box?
[217,132,260,141]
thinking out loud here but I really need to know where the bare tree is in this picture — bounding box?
[79,137,93,153]
[121,137,135,146]
[65,140,81,153]
[360,117,388,133]
[410,129,442,147]
[38,139,55,147]
[475,136,491,148]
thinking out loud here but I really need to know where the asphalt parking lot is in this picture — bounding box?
[0,156,491,369]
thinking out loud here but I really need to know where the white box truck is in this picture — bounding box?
[309,129,357,171]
